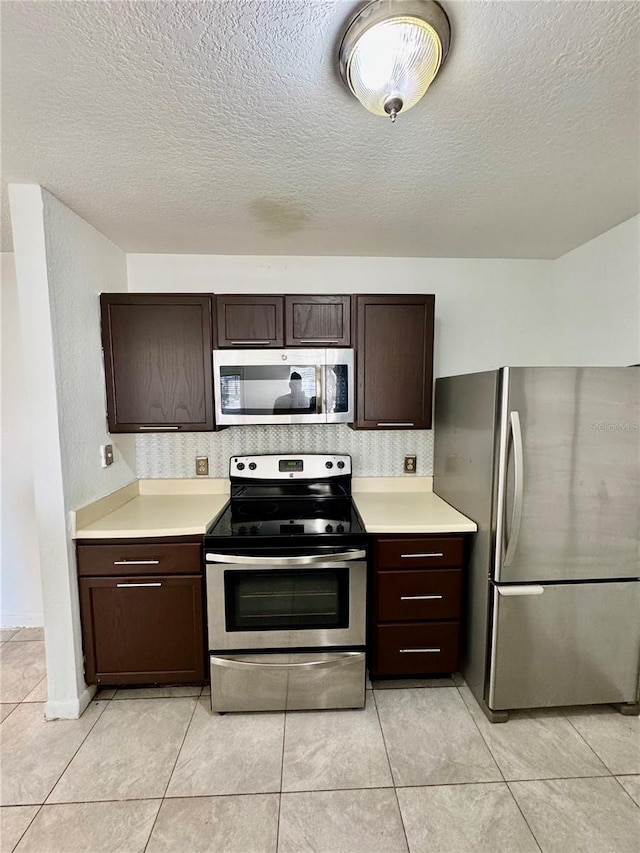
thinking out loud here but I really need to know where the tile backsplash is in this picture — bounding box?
[135,425,434,479]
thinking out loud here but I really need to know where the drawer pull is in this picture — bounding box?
[113,560,160,566]
[139,426,180,430]
[116,582,162,588]
[400,594,443,601]
[299,340,340,345]
[230,341,271,346]
[400,552,444,559]
[376,422,414,427]
[399,648,441,654]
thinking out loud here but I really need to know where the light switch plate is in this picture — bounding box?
[404,455,417,474]
[196,456,209,476]
[101,444,114,468]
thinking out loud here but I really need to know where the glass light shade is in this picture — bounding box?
[345,15,444,117]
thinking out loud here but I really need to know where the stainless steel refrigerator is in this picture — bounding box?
[434,367,640,722]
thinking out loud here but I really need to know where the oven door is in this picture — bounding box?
[205,549,367,650]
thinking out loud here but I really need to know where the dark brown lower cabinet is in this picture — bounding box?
[77,538,205,686]
[369,534,467,678]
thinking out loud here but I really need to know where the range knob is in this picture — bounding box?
[249,462,257,471]
[236,462,245,471]
[336,524,345,533]
[325,461,333,469]
[337,460,345,469]
[325,524,334,533]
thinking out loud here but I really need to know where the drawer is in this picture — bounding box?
[376,537,463,570]
[377,569,462,622]
[373,622,459,676]
[77,543,202,577]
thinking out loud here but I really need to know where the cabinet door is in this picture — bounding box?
[80,575,205,685]
[101,294,214,432]
[285,295,351,347]
[353,295,434,429]
[216,295,284,347]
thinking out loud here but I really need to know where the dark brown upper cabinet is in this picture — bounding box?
[284,295,351,347]
[101,293,214,433]
[216,295,284,347]
[353,294,435,430]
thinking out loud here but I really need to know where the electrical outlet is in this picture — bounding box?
[101,444,114,468]
[196,456,209,476]
[404,455,417,474]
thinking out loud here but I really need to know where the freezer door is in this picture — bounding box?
[495,367,639,583]
[488,581,640,710]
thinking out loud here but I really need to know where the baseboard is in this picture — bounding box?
[1,612,45,628]
[45,684,97,720]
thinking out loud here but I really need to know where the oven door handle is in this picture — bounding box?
[204,550,366,566]
[210,652,362,670]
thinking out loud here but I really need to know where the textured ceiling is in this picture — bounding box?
[2,0,639,258]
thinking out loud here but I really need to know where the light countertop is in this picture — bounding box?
[73,477,476,539]
[352,490,477,534]
[73,480,229,539]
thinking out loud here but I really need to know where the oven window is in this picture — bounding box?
[224,569,349,632]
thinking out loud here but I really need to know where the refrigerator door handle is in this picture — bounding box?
[503,410,524,567]
[497,584,544,596]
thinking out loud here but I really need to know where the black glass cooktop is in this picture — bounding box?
[207,497,365,538]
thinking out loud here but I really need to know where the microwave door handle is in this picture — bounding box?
[205,550,367,566]
[316,363,323,415]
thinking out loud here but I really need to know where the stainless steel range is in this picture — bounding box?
[204,454,368,713]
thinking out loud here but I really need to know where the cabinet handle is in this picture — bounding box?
[400,594,443,600]
[399,648,441,654]
[400,552,444,559]
[139,426,179,430]
[376,422,415,427]
[230,341,271,346]
[113,559,160,566]
[299,340,340,345]
[116,582,162,588]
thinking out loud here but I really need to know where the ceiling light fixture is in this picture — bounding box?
[339,0,451,122]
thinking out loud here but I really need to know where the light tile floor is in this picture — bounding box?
[1,634,639,852]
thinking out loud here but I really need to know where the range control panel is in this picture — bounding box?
[229,454,351,480]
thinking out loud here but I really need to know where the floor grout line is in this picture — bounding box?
[505,781,544,853]
[7,803,45,853]
[275,708,287,853]
[141,694,201,852]
[611,775,640,812]
[454,685,505,781]
[370,688,411,852]
[560,710,619,776]
[38,694,113,808]
[455,685,544,852]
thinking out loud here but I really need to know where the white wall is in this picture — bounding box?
[1,252,43,626]
[128,216,640,372]
[552,215,640,365]
[9,185,136,717]
[127,254,555,378]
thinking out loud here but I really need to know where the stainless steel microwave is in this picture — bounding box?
[213,348,354,426]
